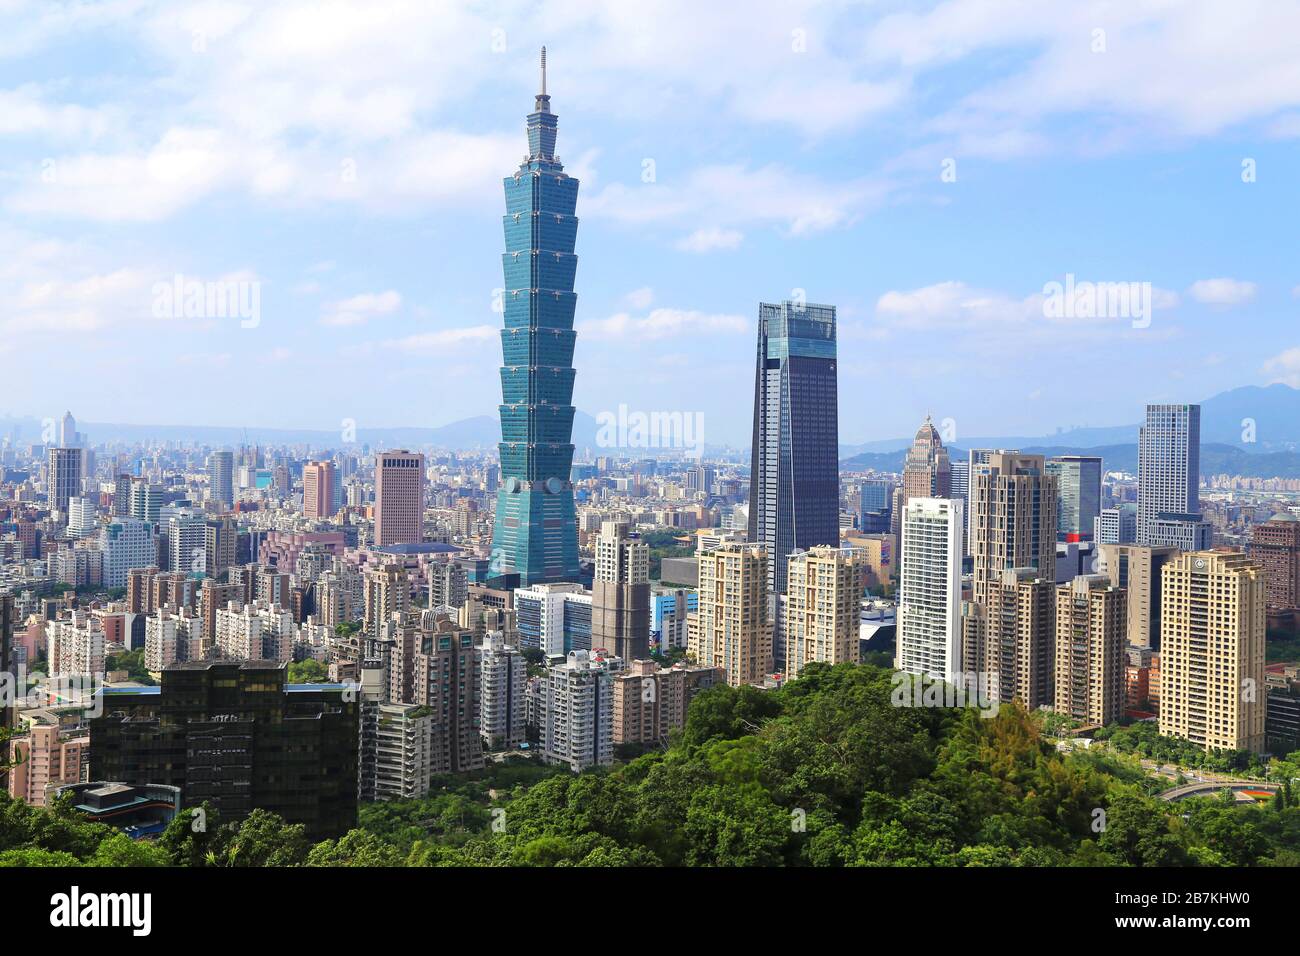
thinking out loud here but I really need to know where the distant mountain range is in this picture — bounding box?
[6,383,1300,468]
[841,442,1300,479]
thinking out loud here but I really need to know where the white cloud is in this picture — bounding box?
[321,290,402,327]
[1263,348,1300,388]
[623,287,654,309]
[580,307,747,341]
[380,325,497,353]
[1188,278,1257,306]
[675,227,743,253]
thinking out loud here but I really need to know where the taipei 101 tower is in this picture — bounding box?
[490,48,581,585]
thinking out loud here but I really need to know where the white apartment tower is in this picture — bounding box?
[896,497,964,683]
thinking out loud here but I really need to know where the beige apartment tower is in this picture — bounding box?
[970,452,1058,608]
[591,520,651,662]
[1158,551,1266,754]
[1054,575,1127,726]
[784,546,865,680]
[374,450,425,546]
[1097,543,1176,650]
[303,460,337,520]
[689,544,772,687]
[964,568,1055,709]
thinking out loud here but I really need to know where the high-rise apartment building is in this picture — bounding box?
[747,299,840,598]
[1046,456,1102,542]
[1159,551,1266,753]
[99,517,157,589]
[1137,403,1201,547]
[896,497,964,683]
[963,568,1055,708]
[1251,513,1300,610]
[394,610,484,774]
[591,520,650,662]
[1097,543,1176,650]
[970,452,1058,608]
[542,649,615,772]
[374,450,425,547]
[0,595,12,786]
[303,460,337,520]
[1054,575,1126,725]
[129,478,162,523]
[478,631,527,750]
[490,49,581,587]
[207,450,234,509]
[784,546,864,679]
[689,543,772,686]
[364,564,409,637]
[6,709,90,807]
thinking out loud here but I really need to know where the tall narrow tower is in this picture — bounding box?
[491,47,581,586]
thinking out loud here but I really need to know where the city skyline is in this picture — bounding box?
[0,2,1298,445]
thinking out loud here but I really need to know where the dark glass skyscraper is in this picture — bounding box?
[491,48,581,586]
[747,300,841,599]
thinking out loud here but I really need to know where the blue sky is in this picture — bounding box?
[1,0,1299,446]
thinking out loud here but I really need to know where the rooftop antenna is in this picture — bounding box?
[540,46,547,96]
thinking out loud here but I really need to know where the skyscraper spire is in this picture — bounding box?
[541,45,547,95]
[535,45,551,114]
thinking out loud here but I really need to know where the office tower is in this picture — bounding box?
[970,452,1058,608]
[91,661,359,839]
[303,460,337,520]
[112,474,132,516]
[1095,504,1137,545]
[1046,456,1102,542]
[1097,544,1177,649]
[99,518,157,589]
[1159,551,1265,753]
[1146,514,1212,551]
[591,520,650,661]
[1054,575,1126,725]
[784,546,864,679]
[203,516,237,579]
[1137,403,1201,546]
[47,446,82,516]
[747,299,840,598]
[0,596,11,786]
[896,498,964,683]
[858,477,893,534]
[964,569,1055,708]
[515,582,591,655]
[478,631,527,750]
[490,49,581,587]
[364,564,409,637]
[129,478,161,523]
[689,543,773,686]
[1251,513,1300,610]
[948,460,969,552]
[59,410,77,447]
[374,450,425,546]
[902,416,952,508]
[542,649,614,772]
[67,497,97,537]
[207,450,234,509]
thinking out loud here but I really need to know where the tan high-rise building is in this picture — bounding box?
[591,520,650,662]
[901,416,952,508]
[1159,550,1266,753]
[365,564,409,638]
[1054,575,1127,726]
[964,568,1054,708]
[1250,513,1300,610]
[374,450,425,546]
[611,659,724,746]
[303,460,337,520]
[689,544,772,687]
[970,452,1058,608]
[1097,543,1177,649]
[784,546,864,679]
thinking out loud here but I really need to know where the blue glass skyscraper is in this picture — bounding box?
[747,300,841,599]
[490,48,581,585]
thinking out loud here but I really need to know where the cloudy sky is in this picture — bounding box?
[2,0,1299,445]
